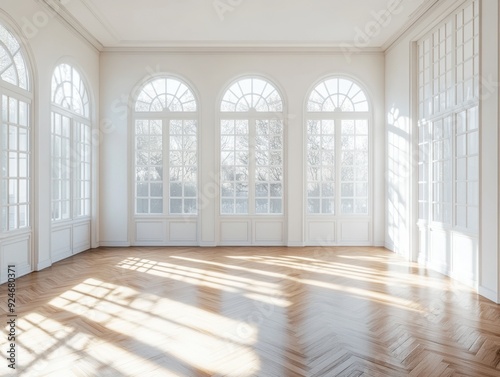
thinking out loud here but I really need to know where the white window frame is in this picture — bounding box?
[417,0,479,235]
[133,76,199,217]
[219,77,285,216]
[51,64,92,223]
[0,23,32,234]
[306,77,371,217]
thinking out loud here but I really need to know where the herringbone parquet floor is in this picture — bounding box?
[1,246,500,376]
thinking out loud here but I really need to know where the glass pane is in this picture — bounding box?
[256,183,269,198]
[341,167,354,181]
[221,183,234,198]
[270,183,282,197]
[355,199,368,214]
[184,199,197,214]
[270,199,282,214]
[170,199,182,214]
[150,199,163,214]
[9,97,18,124]
[19,179,27,203]
[137,199,148,214]
[321,183,334,197]
[9,125,17,150]
[341,183,354,196]
[307,183,320,197]
[308,199,320,214]
[341,199,354,214]
[256,199,268,214]
[356,183,368,197]
[221,199,234,214]
[8,179,17,203]
[184,183,197,197]
[235,199,248,214]
[170,182,182,197]
[322,199,334,214]
[235,183,248,198]
[150,183,163,197]
[8,206,17,230]
[456,206,467,228]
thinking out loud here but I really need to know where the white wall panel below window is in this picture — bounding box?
[169,221,197,242]
[220,221,250,244]
[307,221,335,244]
[73,221,91,253]
[135,220,165,243]
[0,233,31,283]
[340,221,370,244]
[254,221,284,244]
[51,227,72,263]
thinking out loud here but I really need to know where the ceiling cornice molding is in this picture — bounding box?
[78,0,121,42]
[101,45,385,55]
[383,0,469,52]
[382,0,441,51]
[38,0,103,51]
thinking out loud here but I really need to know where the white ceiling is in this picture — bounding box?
[59,0,431,49]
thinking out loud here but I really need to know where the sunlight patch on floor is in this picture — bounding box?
[43,278,261,376]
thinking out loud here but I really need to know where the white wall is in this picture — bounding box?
[385,37,412,258]
[0,1,99,278]
[479,0,499,303]
[99,51,386,247]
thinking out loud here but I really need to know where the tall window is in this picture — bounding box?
[51,64,91,221]
[418,0,479,233]
[0,23,31,232]
[220,77,284,215]
[134,77,198,215]
[306,78,370,215]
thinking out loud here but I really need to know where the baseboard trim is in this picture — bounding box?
[199,242,217,247]
[99,241,131,247]
[37,259,52,271]
[287,242,306,247]
[479,286,499,304]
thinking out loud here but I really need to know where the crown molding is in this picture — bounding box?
[101,44,384,55]
[78,0,120,42]
[382,0,441,51]
[38,0,103,51]
[383,0,471,52]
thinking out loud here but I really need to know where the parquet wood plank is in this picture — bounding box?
[1,246,499,376]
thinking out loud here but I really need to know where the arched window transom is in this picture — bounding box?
[307,78,368,112]
[135,78,197,112]
[221,78,283,112]
[51,63,90,118]
[0,24,29,90]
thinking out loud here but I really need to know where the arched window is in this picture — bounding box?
[134,77,198,215]
[220,77,284,215]
[306,77,370,215]
[0,23,31,232]
[0,24,29,90]
[51,64,91,221]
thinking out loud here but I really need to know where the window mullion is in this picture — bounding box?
[450,8,458,229]
[70,118,75,221]
[249,117,256,216]
[452,113,457,228]
[164,118,169,215]
[335,119,341,216]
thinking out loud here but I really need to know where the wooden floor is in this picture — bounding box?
[1,246,500,376]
